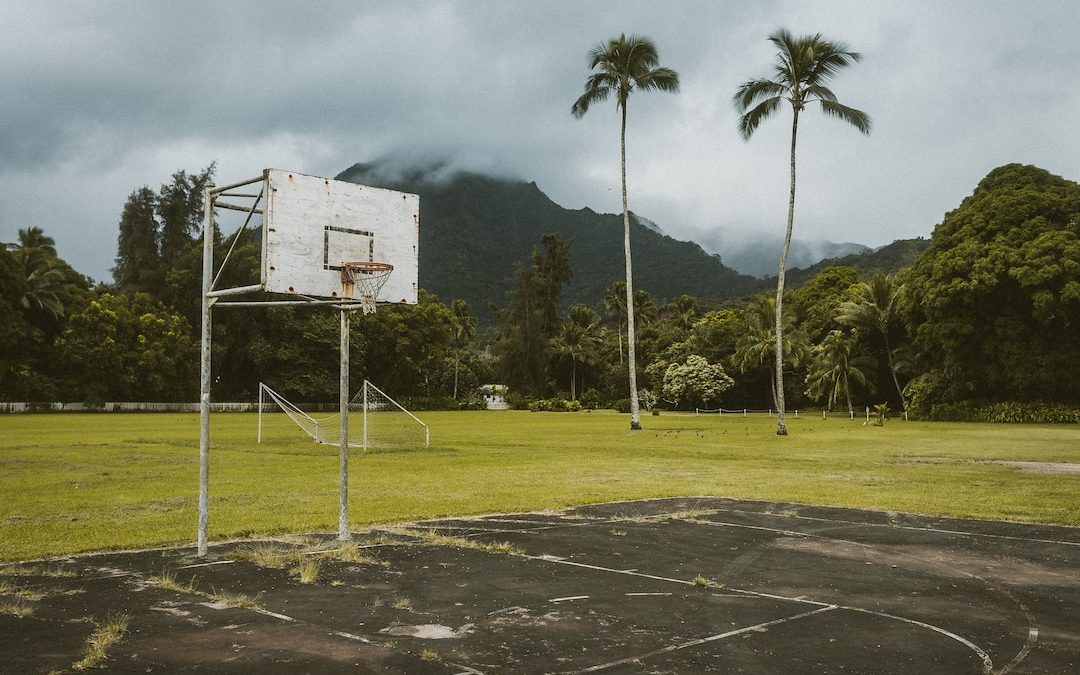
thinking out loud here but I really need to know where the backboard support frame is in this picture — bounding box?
[197,169,420,556]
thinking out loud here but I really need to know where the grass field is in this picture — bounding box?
[2,410,1079,562]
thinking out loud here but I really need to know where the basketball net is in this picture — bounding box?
[341,261,394,314]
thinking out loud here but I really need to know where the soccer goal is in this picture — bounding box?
[258,381,429,450]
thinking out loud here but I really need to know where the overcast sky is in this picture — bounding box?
[2,0,1079,282]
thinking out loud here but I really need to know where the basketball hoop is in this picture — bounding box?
[341,261,393,313]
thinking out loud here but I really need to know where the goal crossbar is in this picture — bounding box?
[258,381,429,449]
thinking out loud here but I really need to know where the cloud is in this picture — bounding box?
[1,0,1079,280]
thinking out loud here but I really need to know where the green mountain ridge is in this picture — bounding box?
[336,163,763,321]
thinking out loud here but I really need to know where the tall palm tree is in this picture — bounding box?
[804,329,874,415]
[603,280,627,365]
[734,28,870,435]
[18,248,65,318]
[573,34,679,430]
[836,273,907,409]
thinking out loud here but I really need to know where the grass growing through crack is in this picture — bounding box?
[0,599,33,617]
[392,598,412,610]
[311,540,384,565]
[420,649,441,661]
[692,575,724,589]
[294,558,321,584]
[397,528,525,556]
[210,590,263,610]
[150,570,199,595]
[232,542,301,569]
[0,563,76,577]
[72,613,129,670]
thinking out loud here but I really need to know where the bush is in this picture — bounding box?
[397,396,459,411]
[528,398,582,412]
[579,389,601,410]
[505,392,534,410]
[612,398,632,414]
[979,402,1080,424]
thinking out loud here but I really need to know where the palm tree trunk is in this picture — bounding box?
[883,335,905,410]
[453,354,459,400]
[621,104,641,430]
[774,109,799,436]
[571,360,577,400]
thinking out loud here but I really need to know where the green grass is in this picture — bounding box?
[72,613,129,670]
[1,411,1078,562]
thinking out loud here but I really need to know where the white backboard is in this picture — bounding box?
[263,169,419,303]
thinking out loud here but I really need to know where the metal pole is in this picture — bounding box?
[338,308,350,541]
[197,184,215,557]
[363,380,368,451]
[257,384,263,444]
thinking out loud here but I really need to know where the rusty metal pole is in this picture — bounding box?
[197,184,215,557]
[338,307,350,541]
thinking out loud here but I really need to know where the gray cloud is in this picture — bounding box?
[2,0,1078,281]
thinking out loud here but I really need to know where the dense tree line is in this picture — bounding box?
[2,163,1077,421]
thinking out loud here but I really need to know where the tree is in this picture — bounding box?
[661,355,734,410]
[113,187,161,293]
[495,234,574,395]
[550,305,602,400]
[450,298,476,400]
[732,295,809,410]
[804,329,874,414]
[900,164,1080,405]
[837,273,908,409]
[734,28,870,434]
[15,227,57,256]
[573,33,679,430]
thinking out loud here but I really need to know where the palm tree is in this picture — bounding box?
[734,28,870,435]
[450,299,476,400]
[603,280,627,365]
[18,249,65,318]
[550,305,602,400]
[14,227,57,256]
[836,273,907,409]
[804,329,874,415]
[732,295,809,411]
[573,34,679,430]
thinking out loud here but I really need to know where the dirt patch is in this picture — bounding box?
[988,461,1080,475]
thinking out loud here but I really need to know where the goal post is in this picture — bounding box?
[257,381,429,450]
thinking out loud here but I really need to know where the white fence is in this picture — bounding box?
[0,401,268,413]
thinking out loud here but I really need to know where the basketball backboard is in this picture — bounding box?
[262,169,419,303]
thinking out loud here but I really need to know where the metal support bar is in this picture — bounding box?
[197,184,215,557]
[338,308,350,541]
[214,201,264,213]
[212,185,264,290]
[206,284,264,298]
[209,174,264,195]
[217,192,262,198]
[213,299,365,308]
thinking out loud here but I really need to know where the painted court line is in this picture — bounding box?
[715,507,1080,548]
[528,553,996,671]
[549,595,589,603]
[569,606,838,673]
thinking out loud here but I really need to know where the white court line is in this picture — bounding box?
[527,554,995,671]
[176,559,236,570]
[550,595,589,603]
[715,507,1080,548]
[570,606,838,673]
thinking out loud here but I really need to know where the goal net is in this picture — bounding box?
[258,381,429,450]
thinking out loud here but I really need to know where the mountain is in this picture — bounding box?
[779,237,931,287]
[335,163,762,322]
[691,231,870,277]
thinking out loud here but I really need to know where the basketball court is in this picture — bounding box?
[3,497,1078,673]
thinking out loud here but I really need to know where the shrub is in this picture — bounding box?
[979,402,1080,424]
[397,396,459,411]
[505,392,534,410]
[579,388,601,410]
[528,398,582,412]
[612,398,632,414]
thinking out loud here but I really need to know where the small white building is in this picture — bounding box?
[480,384,509,410]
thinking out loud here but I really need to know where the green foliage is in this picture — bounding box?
[495,234,574,396]
[660,355,734,410]
[579,388,602,410]
[527,398,582,412]
[872,403,889,426]
[612,398,632,413]
[54,292,198,403]
[902,164,1080,404]
[979,402,1080,424]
